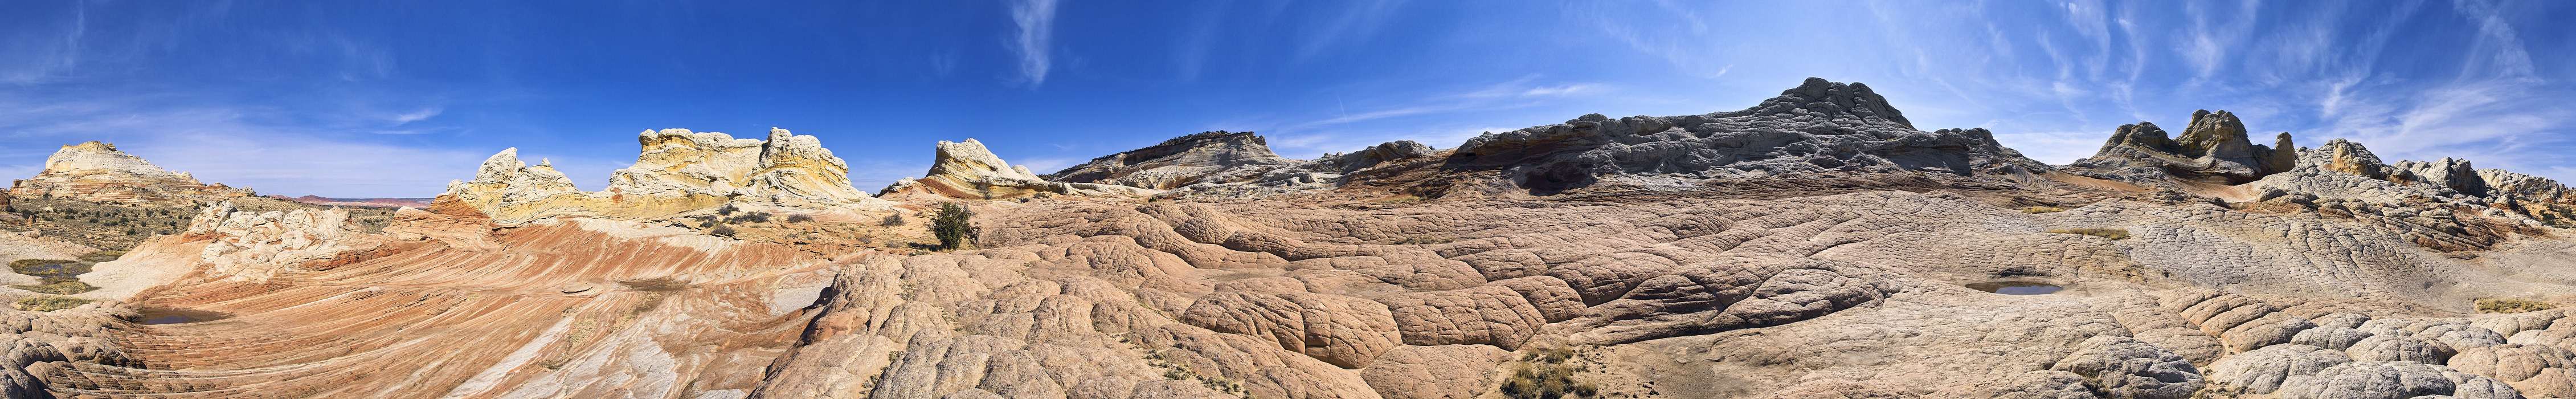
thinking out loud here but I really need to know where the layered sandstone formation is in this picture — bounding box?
[1048,131,1297,190]
[879,139,1158,200]
[447,128,890,224]
[7,141,254,204]
[2067,110,2297,185]
[2,78,2573,398]
[1444,78,2053,193]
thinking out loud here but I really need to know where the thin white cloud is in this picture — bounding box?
[1295,1,1406,61]
[1007,0,1060,86]
[390,107,442,125]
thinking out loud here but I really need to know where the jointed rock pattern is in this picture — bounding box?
[2,78,2574,398]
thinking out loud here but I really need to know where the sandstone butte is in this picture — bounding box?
[0,78,2565,398]
[6,141,255,205]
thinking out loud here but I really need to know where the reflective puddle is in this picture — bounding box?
[1967,280,2065,295]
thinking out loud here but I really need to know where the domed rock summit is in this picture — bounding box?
[7,141,255,205]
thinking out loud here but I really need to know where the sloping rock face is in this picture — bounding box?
[7,141,254,205]
[2066,110,2297,185]
[35,197,842,397]
[447,128,890,224]
[879,139,1158,200]
[1047,131,1296,190]
[1444,78,2051,193]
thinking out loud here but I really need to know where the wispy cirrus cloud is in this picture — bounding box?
[1006,0,1060,86]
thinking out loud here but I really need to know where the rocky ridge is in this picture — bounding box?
[446,128,892,224]
[1442,78,2053,193]
[2066,110,2297,185]
[879,139,1158,200]
[7,141,255,205]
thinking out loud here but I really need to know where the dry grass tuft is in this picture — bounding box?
[2022,206,2068,213]
[2048,228,2131,240]
[1502,347,1598,399]
[2478,298,2558,314]
[13,296,92,312]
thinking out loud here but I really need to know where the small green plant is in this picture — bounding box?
[931,202,975,251]
[13,296,92,312]
[726,211,772,224]
[2022,206,2067,214]
[2048,228,2131,240]
[2479,298,2557,314]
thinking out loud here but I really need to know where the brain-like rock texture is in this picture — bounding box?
[7,141,255,205]
[2050,335,2207,398]
[2277,361,2522,399]
[8,76,2576,399]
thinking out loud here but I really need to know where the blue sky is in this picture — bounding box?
[2,1,2571,197]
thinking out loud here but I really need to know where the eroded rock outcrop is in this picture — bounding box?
[2067,110,2296,184]
[447,128,890,223]
[7,141,254,204]
[879,139,1158,200]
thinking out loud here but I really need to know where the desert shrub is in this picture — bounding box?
[2047,228,2130,240]
[2479,298,2558,314]
[727,211,772,224]
[709,225,737,237]
[880,214,905,226]
[13,296,92,312]
[1503,347,1597,399]
[786,214,815,223]
[12,280,96,295]
[932,203,974,251]
[2022,206,2068,213]
[716,203,740,215]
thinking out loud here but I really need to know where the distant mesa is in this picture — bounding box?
[7,141,256,205]
[879,139,1158,201]
[444,128,890,224]
[1441,77,2049,193]
[1047,131,1297,190]
[271,195,434,209]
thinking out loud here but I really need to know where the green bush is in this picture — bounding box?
[932,202,975,251]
